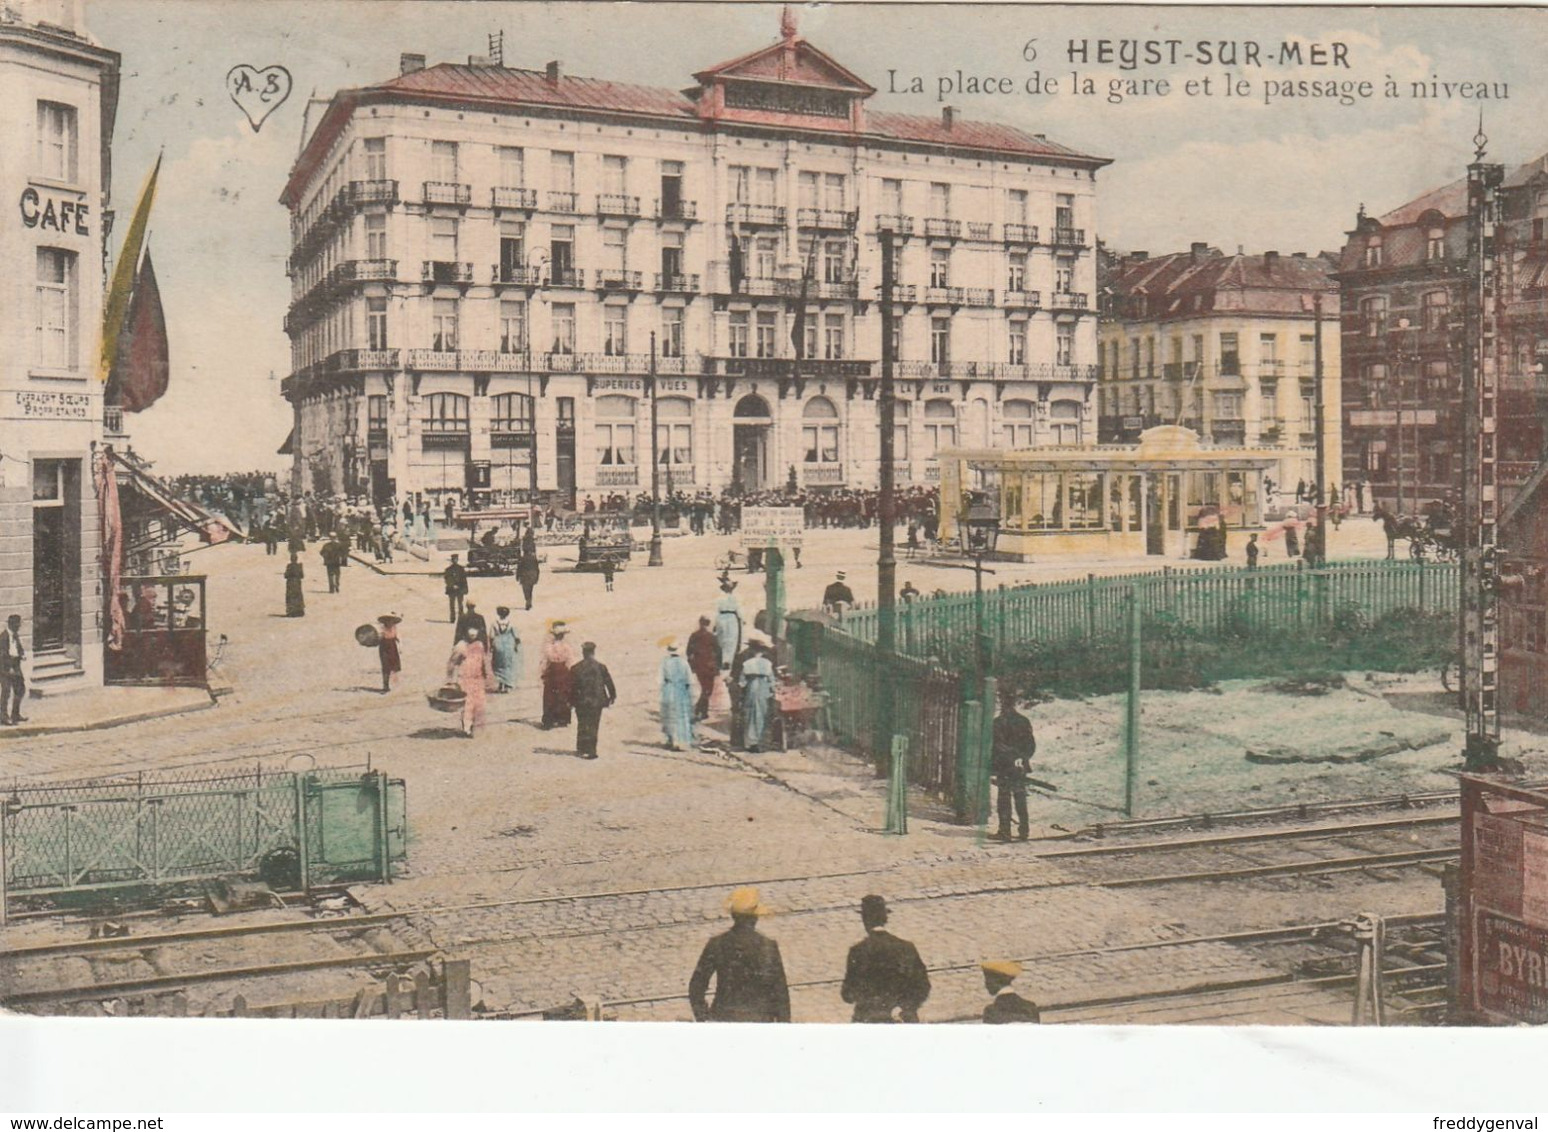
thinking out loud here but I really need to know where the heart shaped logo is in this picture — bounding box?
[226,64,293,133]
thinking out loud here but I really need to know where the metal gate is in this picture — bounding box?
[1,765,407,922]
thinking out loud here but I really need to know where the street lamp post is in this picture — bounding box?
[962,491,1002,680]
[648,331,663,567]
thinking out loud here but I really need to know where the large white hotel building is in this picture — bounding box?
[280,15,1108,506]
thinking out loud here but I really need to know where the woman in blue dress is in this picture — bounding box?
[490,605,520,693]
[713,578,742,671]
[739,642,776,754]
[658,641,696,750]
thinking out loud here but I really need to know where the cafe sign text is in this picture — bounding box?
[19,187,90,236]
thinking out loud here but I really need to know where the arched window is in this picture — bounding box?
[1049,399,1082,446]
[734,393,772,420]
[922,399,957,456]
[423,392,469,432]
[1002,399,1035,448]
[1361,295,1388,337]
[802,396,839,464]
[595,395,636,467]
[656,396,693,467]
[490,393,533,432]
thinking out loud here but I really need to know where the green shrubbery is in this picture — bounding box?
[988,604,1454,699]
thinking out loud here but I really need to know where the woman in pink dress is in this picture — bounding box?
[446,625,493,738]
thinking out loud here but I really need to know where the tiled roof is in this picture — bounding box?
[1108,250,1336,320]
[1376,178,1468,228]
[868,111,1088,159]
[378,63,698,119]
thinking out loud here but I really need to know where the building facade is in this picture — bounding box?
[1337,152,1548,517]
[279,17,1108,508]
[0,0,118,691]
[1097,245,1342,499]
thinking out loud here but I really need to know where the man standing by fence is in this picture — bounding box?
[991,687,1035,842]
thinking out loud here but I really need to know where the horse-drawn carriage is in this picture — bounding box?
[1375,500,1459,561]
[576,515,634,572]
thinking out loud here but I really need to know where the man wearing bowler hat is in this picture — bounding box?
[840,895,931,1022]
[688,887,791,1023]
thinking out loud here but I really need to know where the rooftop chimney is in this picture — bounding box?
[1292,251,1307,258]
[942,105,956,130]
[1130,251,1149,263]
[1190,241,1209,262]
[1264,250,1280,271]
[545,59,562,83]
[400,53,426,75]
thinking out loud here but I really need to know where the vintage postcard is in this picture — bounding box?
[3,0,1548,1074]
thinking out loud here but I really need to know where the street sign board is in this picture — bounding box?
[1459,775,1548,1023]
[740,506,804,549]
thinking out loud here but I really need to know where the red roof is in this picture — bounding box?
[282,46,1105,206]
[1108,250,1336,320]
[1376,177,1468,228]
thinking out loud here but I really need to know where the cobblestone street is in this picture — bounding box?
[4,527,1466,1025]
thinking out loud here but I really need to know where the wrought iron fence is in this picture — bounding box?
[839,560,1459,665]
[1,764,406,920]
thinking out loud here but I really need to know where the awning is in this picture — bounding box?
[277,428,294,456]
[111,451,241,546]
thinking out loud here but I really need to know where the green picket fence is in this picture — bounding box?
[840,559,1459,664]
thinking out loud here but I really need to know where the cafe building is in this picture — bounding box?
[937,424,1275,559]
[0,0,118,693]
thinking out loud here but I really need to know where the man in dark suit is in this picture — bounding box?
[840,895,931,1023]
[516,552,540,611]
[688,887,791,1023]
[981,960,1041,1023]
[453,600,488,645]
[0,614,27,725]
[320,537,343,593]
[991,686,1036,842]
[822,571,855,614]
[686,616,722,721]
[443,554,469,622]
[569,641,617,759]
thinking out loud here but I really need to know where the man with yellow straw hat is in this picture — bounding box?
[980,959,1041,1024]
[688,887,790,1023]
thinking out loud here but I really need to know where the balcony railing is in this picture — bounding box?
[961,287,995,307]
[422,181,472,206]
[967,222,993,241]
[346,179,399,208]
[422,260,474,285]
[340,258,397,283]
[1211,419,1247,443]
[325,348,400,372]
[595,269,643,291]
[656,272,701,293]
[703,356,874,379]
[876,214,913,236]
[993,362,1102,382]
[461,350,533,373]
[493,264,543,285]
[815,280,859,300]
[802,465,844,485]
[1049,291,1089,310]
[547,191,579,212]
[1258,359,1287,376]
[655,199,698,222]
[596,468,639,487]
[796,208,857,231]
[925,286,965,305]
[544,350,581,372]
[549,268,585,289]
[492,186,538,210]
[924,218,961,239]
[1053,227,1087,248]
[596,194,642,218]
[877,284,918,304]
[1003,289,1041,308]
[726,202,785,227]
[406,349,461,371]
[1003,223,1038,245]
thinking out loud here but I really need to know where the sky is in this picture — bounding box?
[83,0,1546,475]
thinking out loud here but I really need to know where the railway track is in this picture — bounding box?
[0,908,433,1014]
[2,803,1460,1020]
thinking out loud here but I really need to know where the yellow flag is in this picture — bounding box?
[98,154,161,383]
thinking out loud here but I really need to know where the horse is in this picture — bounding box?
[1372,505,1427,560]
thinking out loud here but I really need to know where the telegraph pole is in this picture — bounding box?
[648,331,664,566]
[1313,292,1327,563]
[877,231,898,653]
[1460,131,1503,771]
